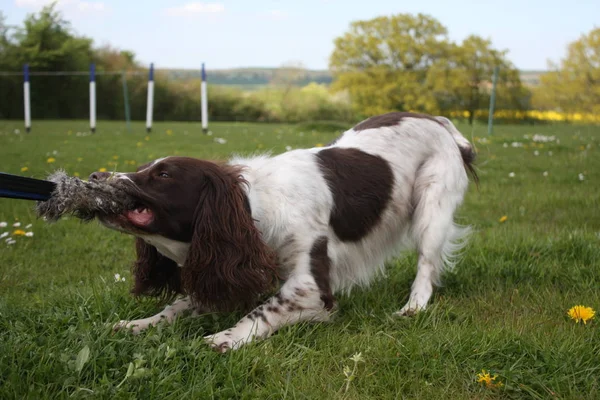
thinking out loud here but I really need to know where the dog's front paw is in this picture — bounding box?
[204,330,250,353]
[393,302,427,317]
[113,320,148,335]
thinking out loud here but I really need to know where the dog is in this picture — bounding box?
[90,112,477,352]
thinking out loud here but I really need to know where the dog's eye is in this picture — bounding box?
[158,172,170,178]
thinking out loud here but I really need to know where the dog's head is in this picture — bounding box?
[90,156,278,311]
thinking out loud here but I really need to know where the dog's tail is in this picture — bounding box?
[435,116,478,185]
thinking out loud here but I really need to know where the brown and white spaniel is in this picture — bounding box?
[91,112,477,352]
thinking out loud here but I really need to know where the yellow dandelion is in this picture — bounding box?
[499,215,508,223]
[112,155,119,160]
[77,157,83,162]
[98,167,107,173]
[166,129,173,136]
[476,370,503,388]
[145,135,150,141]
[13,229,26,236]
[21,167,29,172]
[315,143,324,148]
[47,157,56,163]
[136,142,143,147]
[567,305,595,324]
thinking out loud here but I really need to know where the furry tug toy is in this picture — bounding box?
[0,171,134,222]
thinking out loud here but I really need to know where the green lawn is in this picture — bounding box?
[0,119,599,399]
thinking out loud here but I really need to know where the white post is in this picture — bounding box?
[201,63,208,134]
[23,64,31,133]
[90,63,96,133]
[146,63,154,133]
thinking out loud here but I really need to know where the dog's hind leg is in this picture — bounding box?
[395,155,470,316]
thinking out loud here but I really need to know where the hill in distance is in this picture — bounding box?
[165,67,546,88]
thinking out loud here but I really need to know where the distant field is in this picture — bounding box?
[0,119,599,399]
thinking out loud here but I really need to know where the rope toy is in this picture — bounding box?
[0,171,135,222]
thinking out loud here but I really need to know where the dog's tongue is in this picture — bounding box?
[126,207,153,226]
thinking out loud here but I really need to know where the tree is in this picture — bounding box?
[270,60,307,104]
[9,3,94,118]
[426,35,526,124]
[329,13,450,117]
[534,28,600,115]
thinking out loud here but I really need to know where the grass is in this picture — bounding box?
[0,119,599,399]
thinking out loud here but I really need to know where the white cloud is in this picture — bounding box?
[259,10,289,21]
[164,2,225,17]
[15,0,109,15]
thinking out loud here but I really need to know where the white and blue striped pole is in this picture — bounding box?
[89,63,96,133]
[23,64,31,133]
[146,63,154,133]
[201,63,208,134]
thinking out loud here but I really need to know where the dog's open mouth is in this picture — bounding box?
[125,204,154,227]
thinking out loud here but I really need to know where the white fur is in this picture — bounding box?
[116,117,474,351]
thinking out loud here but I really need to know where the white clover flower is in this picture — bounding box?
[543,171,548,177]
[534,150,539,156]
[578,173,585,181]
[0,222,7,228]
[7,239,16,245]
[114,273,122,282]
[349,352,364,363]
[532,134,556,143]
[503,143,508,148]
[25,224,32,229]
[13,222,21,227]
[25,232,34,237]
[214,137,227,144]
[508,172,515,178]
[0,232,8,239]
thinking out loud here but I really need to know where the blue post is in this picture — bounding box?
[24,64,31,133]
[90,63,96,133]
[146,63,155,133]
[201,63,208,133]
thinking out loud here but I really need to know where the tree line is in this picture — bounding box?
[0,5,598,124]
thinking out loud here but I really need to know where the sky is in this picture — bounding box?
[2,0,599,71]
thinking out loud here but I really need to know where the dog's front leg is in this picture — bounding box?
[205,273,333,352]
[113,296,200,334]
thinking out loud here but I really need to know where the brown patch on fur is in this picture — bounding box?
[316,148,394,242]
[309,236,335,311]
[182,163,279,312]
[353,112,442,132]
[459,145,479,186]
[131,238,183,301]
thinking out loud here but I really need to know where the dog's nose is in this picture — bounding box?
[89,171,111,181]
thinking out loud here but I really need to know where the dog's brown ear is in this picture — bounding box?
[181,164,278,312]
[131,238,183,301]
